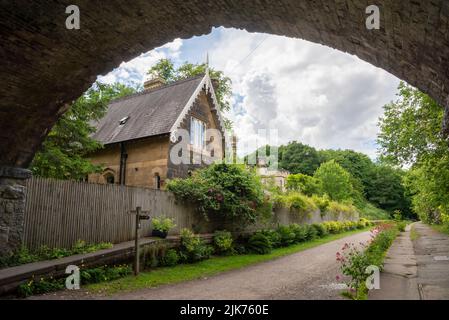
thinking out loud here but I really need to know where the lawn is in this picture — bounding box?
[87,227,371,295]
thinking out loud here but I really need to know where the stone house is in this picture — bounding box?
[87,72,225,189]
[256,158,290,192]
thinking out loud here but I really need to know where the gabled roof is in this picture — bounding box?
[91,73,223,145]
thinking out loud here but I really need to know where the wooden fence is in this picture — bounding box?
[23,177,208,250]
[23,177,359,250]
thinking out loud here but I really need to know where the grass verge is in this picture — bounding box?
[431,224,449,236]
[87,227,372,295]
[410,225,420,240]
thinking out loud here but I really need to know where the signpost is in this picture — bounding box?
[129,206,150,276]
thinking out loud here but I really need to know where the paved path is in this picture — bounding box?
[370,222,449,300]
[32,231,372,300]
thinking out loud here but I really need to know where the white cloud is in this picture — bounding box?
[97,38,183,87]
[208,29,400,159]
[94,28,400,160]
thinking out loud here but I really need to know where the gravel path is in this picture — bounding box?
[33,230,371,300]
[118,231,371,300]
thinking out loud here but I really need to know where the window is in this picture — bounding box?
[105,173,115,184]
[154,173,161,190]
[190,117,206,149]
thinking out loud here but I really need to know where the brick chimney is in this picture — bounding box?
[144,76,165,90]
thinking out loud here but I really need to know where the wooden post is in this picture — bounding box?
[134,206,141,276]
[130,206,150,276]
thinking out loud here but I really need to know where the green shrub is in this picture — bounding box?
[81,264,131,284]
[167,163,265,224]
[18,264,132,298]
[213,230,234,255]
[397,221,407,232]
[1,241,113,269]
[178,228,213,263]
[276,225,296,246]
[152,216,176,233]
[311,223,328,237]
[255,229,282,248]
[311,195,330,213]
[274,192,317,219]
[247,233,272,254]
[304,224,318,240]
[160,249,180,267]
[327,201,358,220]
[290,224,308,242]
[286,173,322,196]
[18,277,65,298]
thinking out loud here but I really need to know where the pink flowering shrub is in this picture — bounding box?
[336,222,398,299]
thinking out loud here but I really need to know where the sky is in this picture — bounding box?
[97,27,401,159]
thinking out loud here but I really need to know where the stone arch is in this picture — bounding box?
[1,1,449,168]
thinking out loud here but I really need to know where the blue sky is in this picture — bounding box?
[97,27,400,159]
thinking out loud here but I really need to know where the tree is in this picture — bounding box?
[147,59,232,127]
[30,82,136,180]
[278,141,322,175]
[364,165,412,217]
[377,82,448,222]
[378,81,445,166]
[286,173,322,196]
[313,160,353,202]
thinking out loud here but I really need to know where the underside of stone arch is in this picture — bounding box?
[1,0,449,167]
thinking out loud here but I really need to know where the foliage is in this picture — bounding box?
[17,264,131,297]
[160,249,180,267]
[357,202,390,220]
[278,141,322,175]
[247,232,272,254]
[377,82,448,223]
[167,163,265,224]
[314,160,353,202]
[81,264,132,284]
[0,241,113,269]
[18,276,65,298]
[276,225,297,247]
[152,216,176,233]
[311,223,328,238]
[86,227,371,296]
[337,222,398,299]
[311,195,330,213]
[256,139,413,217]
[213,230,234,255]
[286,173,322,196]
[147,58,232,128]
[290,224,308,243]
[30,82,136,179]
[178,228,213,263]
[273,192,317,215]
[364,165,412,216]
[326,201,358,220]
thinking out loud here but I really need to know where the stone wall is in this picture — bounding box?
[0,167,31,256]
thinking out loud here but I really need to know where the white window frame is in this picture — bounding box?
[190,117,206,150]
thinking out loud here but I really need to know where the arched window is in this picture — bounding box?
[154,173,161,189]
[102,169,116,184]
